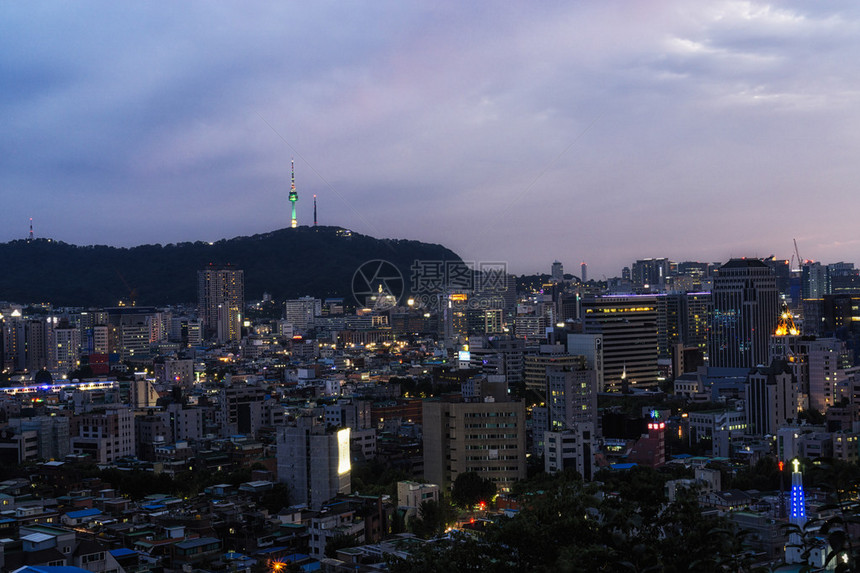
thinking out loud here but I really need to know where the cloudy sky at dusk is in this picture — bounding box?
[3,1,860,279]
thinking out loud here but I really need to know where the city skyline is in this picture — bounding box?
[3,2,860,278]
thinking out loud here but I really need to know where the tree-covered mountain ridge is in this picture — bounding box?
[0,226,462,307]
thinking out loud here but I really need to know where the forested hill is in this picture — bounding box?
[0,226,461,307]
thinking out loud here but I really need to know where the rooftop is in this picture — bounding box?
[720,258,769,269]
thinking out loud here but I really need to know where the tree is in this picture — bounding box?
[325,532,361,558]
[410,499,457,539]
[258,483,291,513]
[451,472,496,508]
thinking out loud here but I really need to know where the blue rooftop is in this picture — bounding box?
[141,504,166,510]
[65,508,102,519]
[109,548,137,558]
[610,463,639,470]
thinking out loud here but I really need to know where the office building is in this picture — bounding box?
[566,333,604,392]
[544,425,595,479]
[745,360,798,436]
[581,295,658,391]
[423,388,527,492]
[468,335,525,389]
[710,259,779,369]
[631,258,671,290]
[655,292,711,362]
[763,257,792,298]
[523,347,584,397]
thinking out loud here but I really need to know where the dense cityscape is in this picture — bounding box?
[1,231,859,572]
[5,2,860,572]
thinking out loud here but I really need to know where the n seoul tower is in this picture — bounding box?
[289,158,298,228]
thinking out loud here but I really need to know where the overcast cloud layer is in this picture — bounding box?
[3,1,860,279]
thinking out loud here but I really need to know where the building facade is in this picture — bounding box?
[710,259,779,369]
[198,266,244,344]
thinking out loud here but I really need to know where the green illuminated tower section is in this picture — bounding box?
[289,158,298,228]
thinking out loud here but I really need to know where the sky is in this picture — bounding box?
[3,1,860,279]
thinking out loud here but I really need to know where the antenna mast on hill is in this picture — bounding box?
[289,158,299,228]
[28,218,33,242]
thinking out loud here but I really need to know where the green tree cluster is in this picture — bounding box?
[451,472,496,508]
[389,468,754,573]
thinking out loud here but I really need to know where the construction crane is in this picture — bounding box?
[793,238,802,270]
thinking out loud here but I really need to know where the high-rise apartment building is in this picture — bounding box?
[198,265,244,344]
[51,326,80,375]
[284,296,321,335]
[709,259,779,369]
[802,262,830,300]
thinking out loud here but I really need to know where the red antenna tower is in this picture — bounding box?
[28,218,33,242]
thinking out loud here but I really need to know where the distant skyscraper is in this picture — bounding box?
[289,158,299,228]
[710,258,779,369]
[198,265,244,344]
[763,256,791,298]
[551,261,564,282]
[655,292,711,360]
[801,261,829,300]
[580,262,587,283]
[631,258,670,290]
